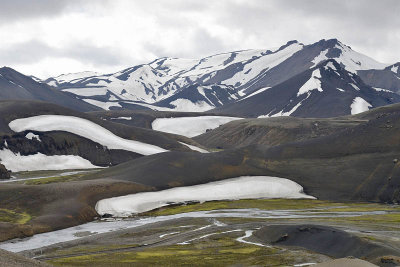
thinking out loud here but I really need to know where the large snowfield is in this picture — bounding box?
[152,116,242,137]
[9,115,167,155]
[0,149,98,172]
[95,176,315,216]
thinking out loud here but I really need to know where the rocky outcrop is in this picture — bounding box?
[0,163,11,179]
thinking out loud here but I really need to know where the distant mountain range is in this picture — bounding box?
[1,38,399,117]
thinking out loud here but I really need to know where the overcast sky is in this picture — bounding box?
[0,0,399,78]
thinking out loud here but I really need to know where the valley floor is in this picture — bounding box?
[2,199,400,266]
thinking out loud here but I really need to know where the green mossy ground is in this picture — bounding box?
[22,173,91,185]
[11,169,101,185]
[0,208,31,224]
[48,236,319,267]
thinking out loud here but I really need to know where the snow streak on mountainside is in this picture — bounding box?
[42,38,398,116]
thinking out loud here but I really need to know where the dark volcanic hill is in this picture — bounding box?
[213,60,400,118]
[193,116,363,149]
[194,103,400,149]
[88,106,400,204]
[0,67,99,112]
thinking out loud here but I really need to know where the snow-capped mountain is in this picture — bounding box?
[42,38,397,115]
[214,59,400,118]
[0,67,99,112]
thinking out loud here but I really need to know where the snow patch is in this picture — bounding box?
[95,176,315,216]
[9,115,167,155]
[111,117,132,120]
[349,83,360,91]
[0,149,98,172]
[297,69,322,96]
[337,88,345,92]
[373,87,392,92]
[240,87,271,101]
[350,97,372,115]
[323,61,337,70]
[83,99,122,110]
[391,65,399,74]
[62,87,108,97]
[178,142,209,153]
[152,116,242,137]
[25,132,40,141]
[169,99,214,112]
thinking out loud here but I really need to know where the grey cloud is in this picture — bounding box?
[1,0,399,76]
[145,28,226,59]
[211,0,400,62]
[0,0,110,24]
[0,40,128,67]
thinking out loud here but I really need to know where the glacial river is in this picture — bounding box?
[0,208,388,252]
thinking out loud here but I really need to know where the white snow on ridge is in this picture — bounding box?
[54,71,99,84]
[110,117,132,120]
[312,43,386,73]
[0,149,98,172]
[95,176,315,216]
[152,116,242,137]
[373,87,392,92]
[83,99,122,110]
[178,142,209,153]
[169,99,214,112]
[62,87,108,97]
[350,97,372,115]
[9,115,167,155]
[391,65,399,74]
[223,43,303,86]
[297,69,322,96]
[323,61,337,70]
[350,83,360,91]
[240,87,271,101]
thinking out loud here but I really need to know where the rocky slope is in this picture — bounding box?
[0,67,98,112]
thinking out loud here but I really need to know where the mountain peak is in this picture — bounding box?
[313,38,345,50]
[276,40,302,52]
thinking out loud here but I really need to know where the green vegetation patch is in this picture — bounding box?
[47,244,139,257]
[22,172,98,185]
[48,236,321,267]
[0,208,31,224]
